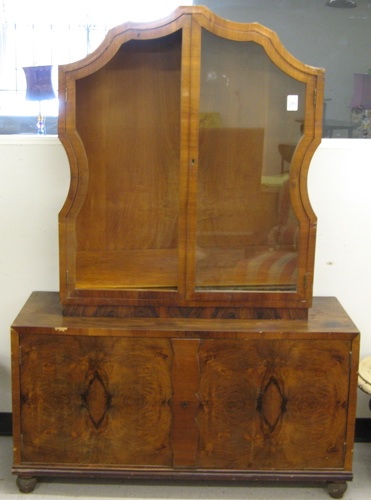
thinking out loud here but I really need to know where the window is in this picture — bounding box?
[2,1,371,138]
[0,0,192,134]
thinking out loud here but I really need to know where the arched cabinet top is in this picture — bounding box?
[58,6,324,317]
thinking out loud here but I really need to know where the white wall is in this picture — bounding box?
[1,137,371,416]
[309,139,371,417]
[0,137,70,412]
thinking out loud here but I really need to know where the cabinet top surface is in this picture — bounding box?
[11,292,359,336]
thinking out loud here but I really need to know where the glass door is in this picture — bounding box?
[73,31,182,292]
[194,29,306,293]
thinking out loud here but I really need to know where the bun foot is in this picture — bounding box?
[327,481,347,499]
[16,476,37,493]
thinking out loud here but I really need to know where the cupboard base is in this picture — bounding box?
[11,293,359,499]
[13,466,351,498]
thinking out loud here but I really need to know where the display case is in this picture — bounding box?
[58,6,324,316]
[11,8,359,499]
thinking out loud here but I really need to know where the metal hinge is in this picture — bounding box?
[65,88,68,103]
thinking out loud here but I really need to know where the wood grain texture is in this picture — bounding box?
[74,35,181,288]
[11,293,359,489]
[12,292,359,336]
[197,128,275,248]
[197,339,351,470]
[62,303,309,319]
[18,335,173,466]
[171,339,200,467]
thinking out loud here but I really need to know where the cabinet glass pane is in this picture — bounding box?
[196,30,305,291]
[74,32,181,290]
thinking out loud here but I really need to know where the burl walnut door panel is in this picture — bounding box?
[197,339,351,470]
[19,334,173,466]
[18,332,351,471]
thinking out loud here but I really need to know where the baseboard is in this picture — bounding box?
[355,418,371,442]
[1,412,370,442]
[0,413,12,436]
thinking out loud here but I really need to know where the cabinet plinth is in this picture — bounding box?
[11,292,359,497]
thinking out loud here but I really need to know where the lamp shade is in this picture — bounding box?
[23,65,55,101]
[350,73,371,109]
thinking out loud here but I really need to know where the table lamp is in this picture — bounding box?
[23,65,55,134]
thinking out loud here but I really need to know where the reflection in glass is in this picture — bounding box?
[196,30,305,291]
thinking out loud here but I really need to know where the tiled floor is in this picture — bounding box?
[1,436,370,499]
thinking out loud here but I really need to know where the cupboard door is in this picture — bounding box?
[197,339,351,469]
[19,334,173,466]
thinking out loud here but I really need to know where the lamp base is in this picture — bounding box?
[37,113,46,135]
[351,108,370,138]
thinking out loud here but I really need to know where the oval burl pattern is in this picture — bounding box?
[81,370,112,429]
[20,334,173,466]
[196,339,350,470]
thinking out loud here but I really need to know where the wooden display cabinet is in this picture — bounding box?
[11,7,360,498]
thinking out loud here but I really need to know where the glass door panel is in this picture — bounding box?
[74,32,182,290]
[196,29,305,291]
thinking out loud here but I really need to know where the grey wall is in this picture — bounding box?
[195,0,371,131]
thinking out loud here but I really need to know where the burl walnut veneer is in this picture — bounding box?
[11,293,359,498]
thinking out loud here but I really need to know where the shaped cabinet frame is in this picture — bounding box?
[58,7,324,314]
